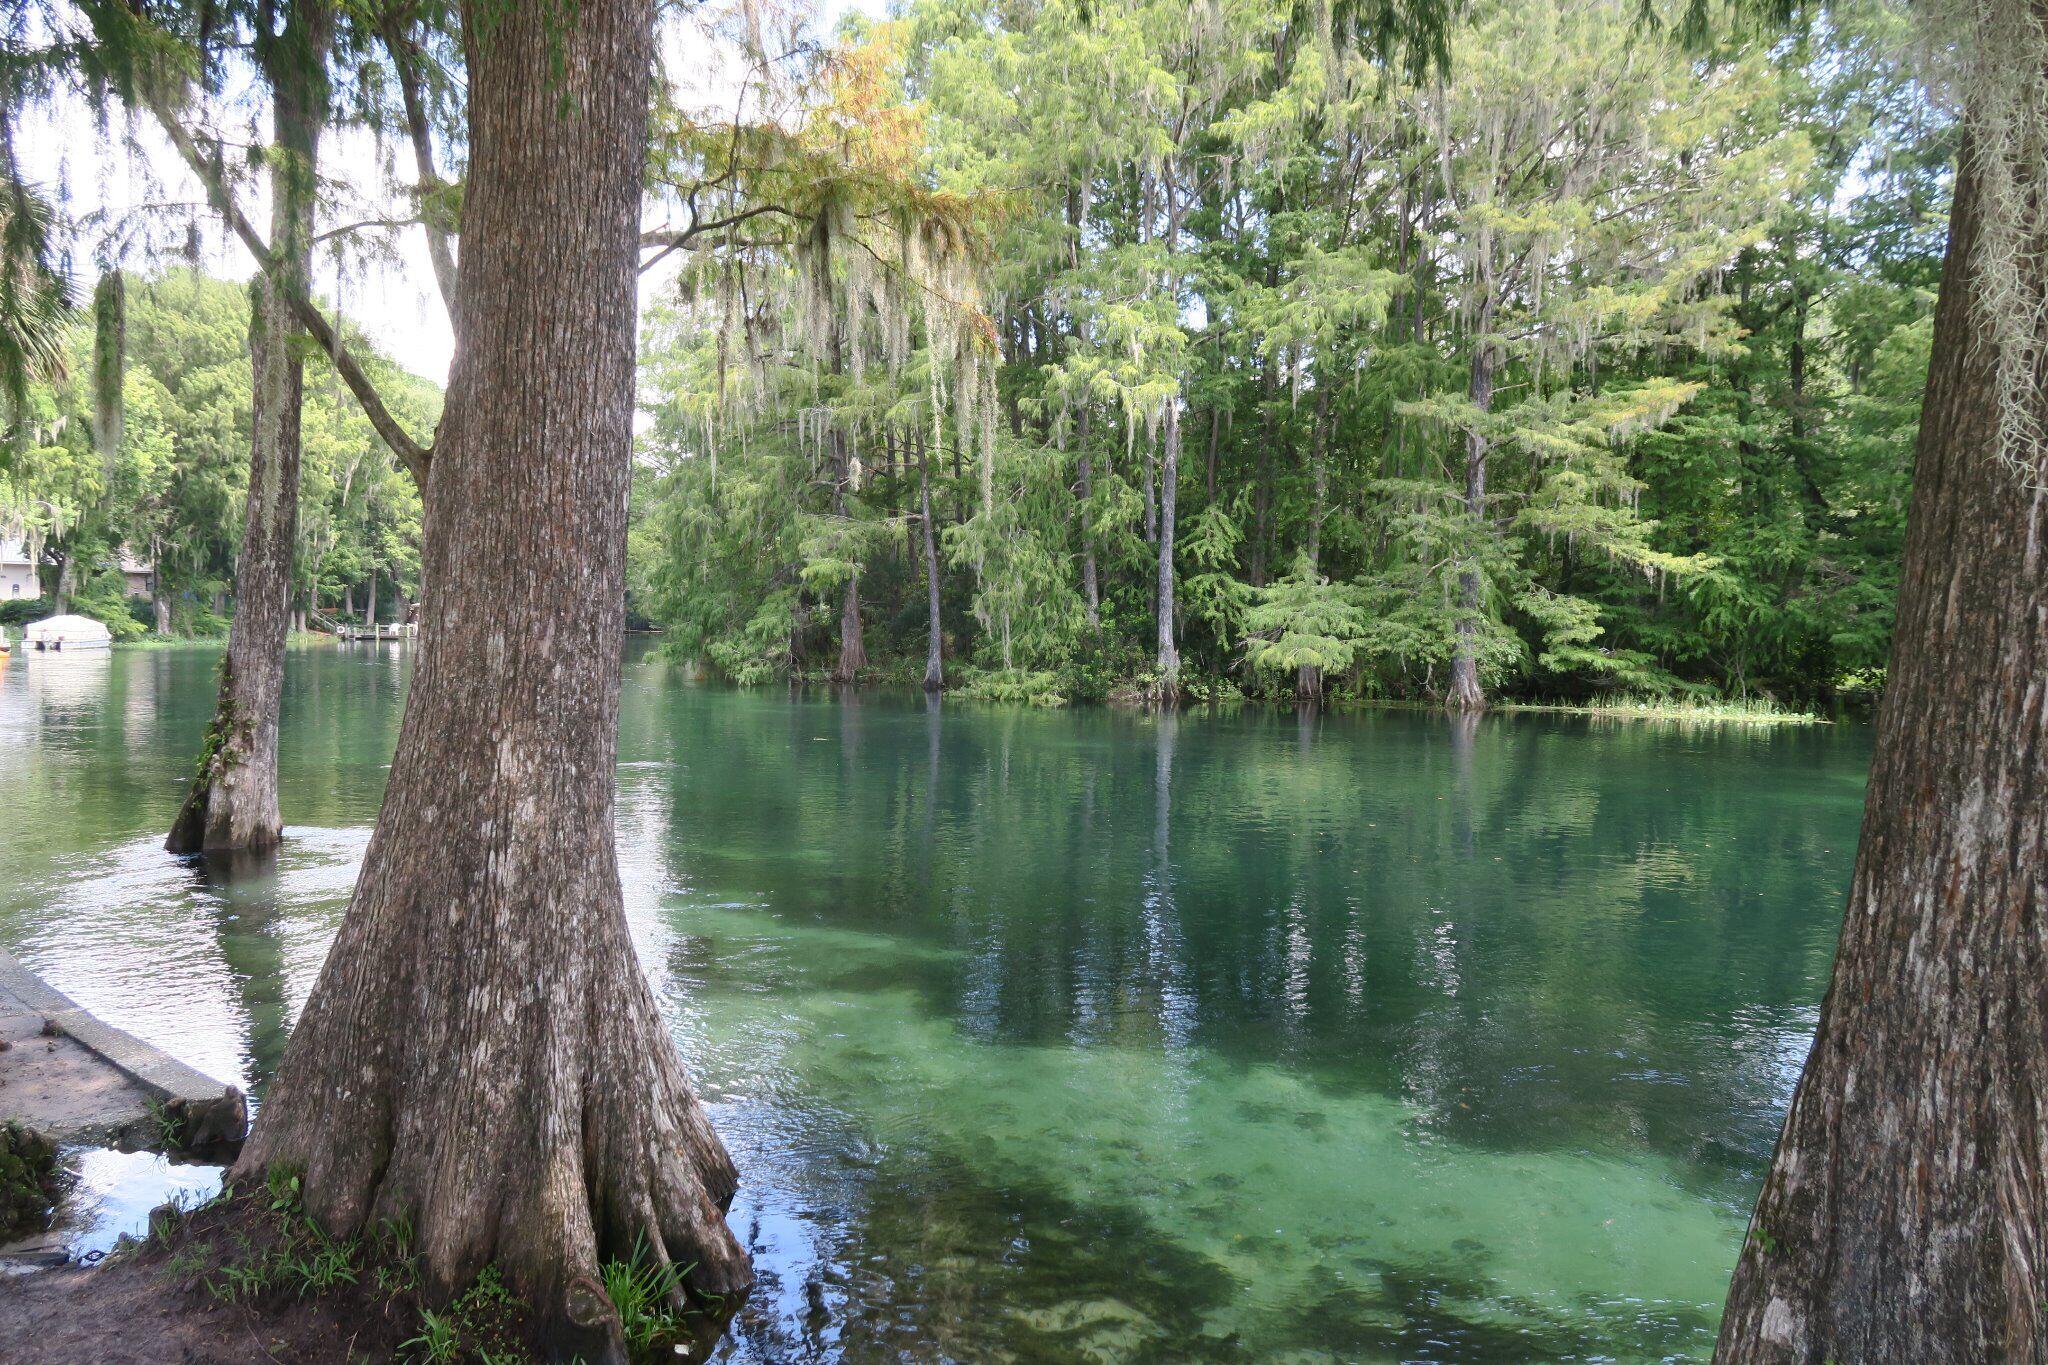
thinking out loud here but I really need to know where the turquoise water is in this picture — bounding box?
[0,644,1867,1360]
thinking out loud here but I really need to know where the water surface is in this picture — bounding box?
[0,644,1868,1360]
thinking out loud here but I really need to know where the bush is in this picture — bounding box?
[952,667,1067,706]
[70,585,150,641]
[172,598,230,639]
[0,595,51,626]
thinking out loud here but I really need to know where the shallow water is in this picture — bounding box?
[0,643,1868,1360]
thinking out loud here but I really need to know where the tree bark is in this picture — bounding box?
[1298,384,1331,702]
[235,0,749,1357]
[833,570,866,683]
[1715,148,2048,1364]
[919,430,943,693]
[1156,400,1181,699]
[167,0,329,856]
[1447,304,1495,714]
[1077,406,1099,628]
[151,540,170,635]
[1155,162,1183,701]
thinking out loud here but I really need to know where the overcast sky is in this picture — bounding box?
[20,0,883,386]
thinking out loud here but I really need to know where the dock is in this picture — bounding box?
[0,949,246,1153]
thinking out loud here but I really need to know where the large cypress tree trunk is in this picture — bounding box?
[234,0,749,1355]
[1714,151,2048,1363]
[167,1,329,855]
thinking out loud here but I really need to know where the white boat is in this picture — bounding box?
[24,614,114,652]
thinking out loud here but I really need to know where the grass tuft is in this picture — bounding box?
[600,1234,715,1361]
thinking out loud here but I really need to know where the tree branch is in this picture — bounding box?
[312,215,425,244]
[144,90,433,484]
[638,201,800,273]
[378,14,459,312]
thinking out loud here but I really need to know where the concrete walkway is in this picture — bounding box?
[0,949,245,1151]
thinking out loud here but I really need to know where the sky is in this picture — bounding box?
[21,0,885,386]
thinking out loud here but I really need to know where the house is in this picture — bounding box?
[1,537,37,601]
[115,546,154,599]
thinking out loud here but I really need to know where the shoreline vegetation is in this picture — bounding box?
[1497,697,1828,726]
[647,651,1838,724]
[18,632,1828,726]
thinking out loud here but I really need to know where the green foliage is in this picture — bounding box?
[0,1121,59,1237]
[0,594,50,625]
[403,1265,531,1364]
[0,175,73,446]
[1242,555,1368,683]
[599,1236,706,1361]
[626,0,1941,708]
[951,667,1068,707]
[3,270,432,637]
[399,1308,460,1365]
[70,577,149,640]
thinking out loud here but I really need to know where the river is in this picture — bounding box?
[0,641,1869,1361]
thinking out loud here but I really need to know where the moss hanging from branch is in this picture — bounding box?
[91,269,124,463]
[1918,0,2048,483]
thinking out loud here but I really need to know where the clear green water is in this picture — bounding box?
[0,644,1868,1361]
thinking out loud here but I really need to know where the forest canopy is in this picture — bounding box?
[3,0,1947,711]
[635,0,1948,709]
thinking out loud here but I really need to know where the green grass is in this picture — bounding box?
[154,1168,724,1363]
[1499,694,1824,726]
[112,635,229,650]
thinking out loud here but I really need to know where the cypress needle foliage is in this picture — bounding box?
[638,0,1944,708]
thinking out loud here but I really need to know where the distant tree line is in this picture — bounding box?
[1,270,432,638]
[637,0,1948,711]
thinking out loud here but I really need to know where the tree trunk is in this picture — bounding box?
[1297,385,1330,703]
[919,432,943,693]
[833,570,866,683]
[234,0,749,1356]
[1077,406,1099,628]
[167,0,329,856]
[826,361,863,684]
[1447,313,1494,714]
[1715,148,2048,1364]
[1155,400,1181,699]
[1155,163,1183,701]
[366,565,378,628]
[1141,446,1158,547]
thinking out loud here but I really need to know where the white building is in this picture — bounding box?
[1,537,38,601]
